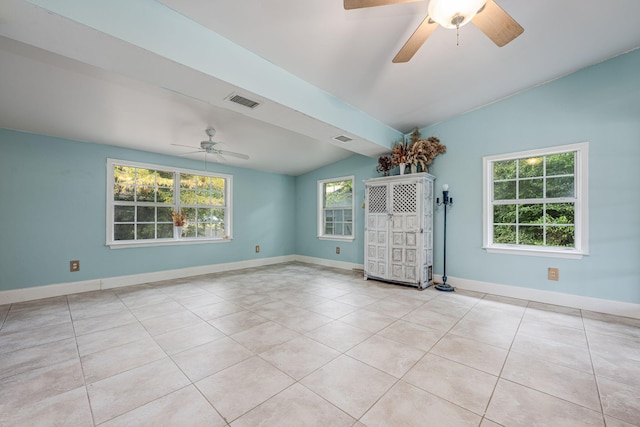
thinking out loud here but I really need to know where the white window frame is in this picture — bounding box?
[482,142,589,259]
[317,176,355,241]
[106,159,233,248]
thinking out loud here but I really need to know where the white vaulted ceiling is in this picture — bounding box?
[1,0,640,175]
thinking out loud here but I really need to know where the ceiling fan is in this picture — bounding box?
[172,127,250,162]
[344,0,524,63]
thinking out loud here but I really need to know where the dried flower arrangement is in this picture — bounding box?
[391,140,410,166]
[376,155,395,176]
[376,129,446,176]
[406,129,446,172]
[171,210,186,227]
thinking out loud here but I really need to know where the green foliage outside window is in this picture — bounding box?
[323,179,353,237]
[492,152,575,248]
[112,164,227,241]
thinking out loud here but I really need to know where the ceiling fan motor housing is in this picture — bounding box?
[200,141,215,150]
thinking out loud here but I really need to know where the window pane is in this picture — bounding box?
[114,166,136,184]
[344,223,352,236]
[136,186,155,202]
[184,224,196,237]
[197,222,206,236]
[325,223,334,234]
[135,168,156,186]
[137,224,155,240]
[137,206,155,223]
[334,210,344,222]
[519,226,544,246]
[494,225,516,244]
[493,204,516,224]
[157,187,173,203]
[519,179,543,199]
[114,184,134,201]
[201,223,214,238]
[547,152,574,176]
[182,207,196,223]
[344,210,353,221]
[546,225,575,247]
[197,175,210,189]
[212,208,225,225]
[114,224,134,241]
[157,171,174,186]
[180,189,196,205]
[519,204,543,224]
[494,181,516,200]
[157,223,173,239]
[324,180,352,208]
[196,189,212,205]
[518,157,543,178]
[546,203,574,224]
[157,207,173,223]
[199,208,213,223]
[211,178,225,205]
[325,210,334,221]
[180,174,196,189]
[114,205,134,222]
[546,177,574,198]
[493,160,516,180]
[334,223,343,235]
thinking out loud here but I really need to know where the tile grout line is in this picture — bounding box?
[66,294,98,427]
[580,308,607,426]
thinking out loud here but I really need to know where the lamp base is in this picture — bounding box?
[435,283,455,292]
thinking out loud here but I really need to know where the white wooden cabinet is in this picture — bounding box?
[364,173,435,289]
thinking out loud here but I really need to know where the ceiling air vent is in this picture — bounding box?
[226,93,261,109]
[332,134,353,143]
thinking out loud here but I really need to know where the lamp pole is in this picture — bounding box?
[436,184,454,292]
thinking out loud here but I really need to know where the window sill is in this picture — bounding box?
[318,236,355,242]
[484,245,587,259]
[108,238,232,249]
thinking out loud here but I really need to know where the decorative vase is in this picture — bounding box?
[399,163,406,175]
[174,226,183,238]
[411,164,417,174]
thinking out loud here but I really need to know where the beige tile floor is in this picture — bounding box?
[1,262,639,426]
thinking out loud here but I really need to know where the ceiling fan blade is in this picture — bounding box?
[177,150,203,156]
[344,0,421,10]
[392,16,438,63]
[471,0,524,47]
[171,143,200,149]
[217,150,250,160]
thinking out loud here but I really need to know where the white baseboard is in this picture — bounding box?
[101,255,296,290]
[2,257,637,321]
[434,274,640,320]
[0,279,102,305]
[0,255,296,305]
[293,255,364,272]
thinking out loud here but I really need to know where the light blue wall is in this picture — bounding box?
[294,154,378,265]
[3,49,639,304]
[422,49,640,304]
[0,129,296,291]
[294,49,640,305]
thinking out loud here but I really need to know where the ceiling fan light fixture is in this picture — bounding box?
[428,0,486,28]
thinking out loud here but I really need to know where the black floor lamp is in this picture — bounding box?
[436,184,454,292]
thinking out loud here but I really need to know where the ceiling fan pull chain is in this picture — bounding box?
[456,23,460,46]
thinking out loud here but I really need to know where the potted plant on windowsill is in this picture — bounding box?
[171,210,186,238]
